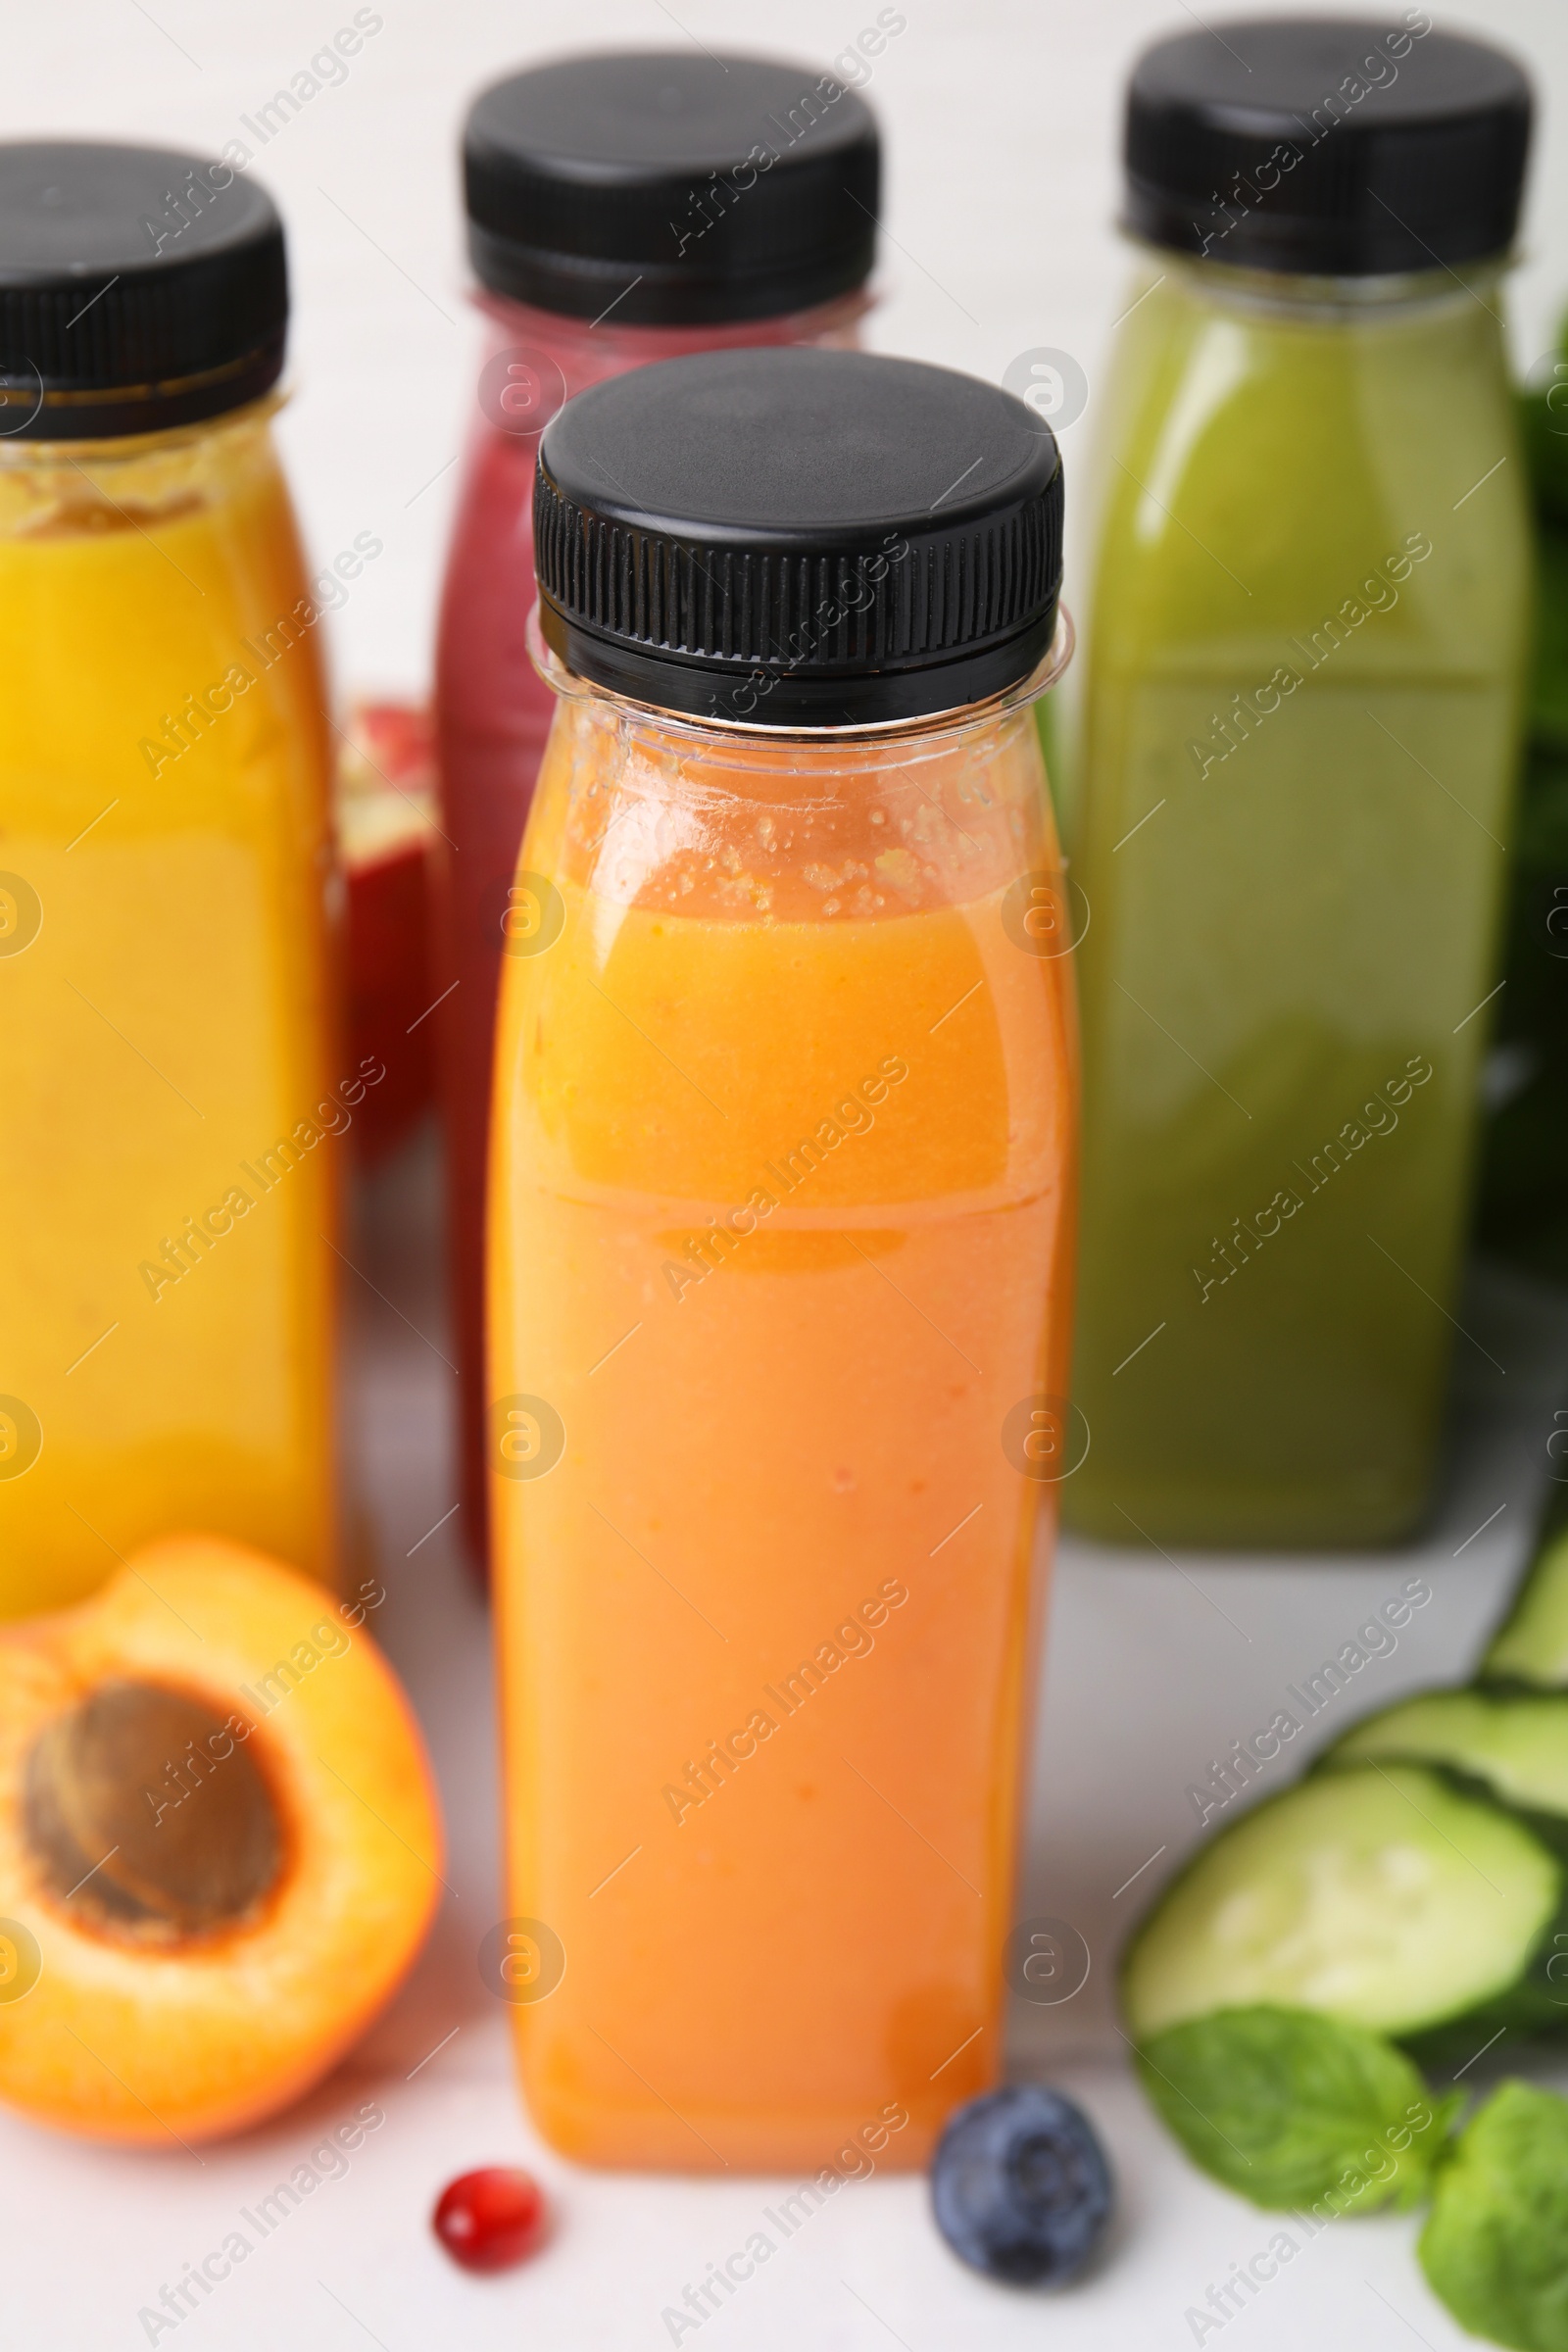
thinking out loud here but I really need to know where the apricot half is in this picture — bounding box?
[0,1536,443,2144]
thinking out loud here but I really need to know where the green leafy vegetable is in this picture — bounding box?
[1421,2082,1568,2351]
[1137,2005,1460,2212]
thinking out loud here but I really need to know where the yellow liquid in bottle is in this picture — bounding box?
[0,410,339,1613]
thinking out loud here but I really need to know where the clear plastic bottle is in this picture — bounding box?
[436,51,879,1574]
[490,348,1074,2167]
[0,143,338,1611]
[1067,20,1533,1546]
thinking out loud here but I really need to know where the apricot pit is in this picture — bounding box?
[24,1680,282,1941]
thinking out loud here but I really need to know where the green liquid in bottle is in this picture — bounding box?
[1067,261,1530,1547]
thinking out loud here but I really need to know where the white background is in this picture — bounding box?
[5,5,1568,2349]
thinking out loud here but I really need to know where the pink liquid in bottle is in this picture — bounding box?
[434,51,879,1570]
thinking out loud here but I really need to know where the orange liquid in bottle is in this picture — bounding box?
[490,682,1075,2169]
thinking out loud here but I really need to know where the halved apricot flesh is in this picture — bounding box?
[0,1535,442,2144]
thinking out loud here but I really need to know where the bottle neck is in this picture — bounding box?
[0,401,278,540]
[474,281,870,395]
[527,606,1074,751]
[0,393,278,474]
[1140,241,1510,325]
[527,636,1065,931]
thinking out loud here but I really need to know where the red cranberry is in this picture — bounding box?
[432,2167,549,2273]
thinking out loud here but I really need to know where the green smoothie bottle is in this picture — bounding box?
[1067,17,1533,1547]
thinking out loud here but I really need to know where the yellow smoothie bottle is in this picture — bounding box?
[0,143,339,1614]
[490,349,1076,2169]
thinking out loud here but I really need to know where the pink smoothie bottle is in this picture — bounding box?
[435,50,881,1573]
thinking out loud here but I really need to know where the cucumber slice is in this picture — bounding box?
[1122,1763,1562,2045]
[1485,1503,1568,1688]
[1326,1690,1568,1828]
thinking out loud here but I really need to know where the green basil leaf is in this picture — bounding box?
[1421,2081,1568,2350]
[1138,2005,1459,2212]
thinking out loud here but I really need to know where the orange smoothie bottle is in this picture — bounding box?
[490,348,1076,2169]
[0,144,338,1614]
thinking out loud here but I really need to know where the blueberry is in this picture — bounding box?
[930,2084,1113,2286]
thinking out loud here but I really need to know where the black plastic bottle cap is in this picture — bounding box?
[464,49,879,326]
[534,347,1063,727]
[1124,18,1532,276]
[0,141,286,441]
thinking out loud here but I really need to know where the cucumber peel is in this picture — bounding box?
[1326,1689,1568,1830]
[1484,1500,1568,1689]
